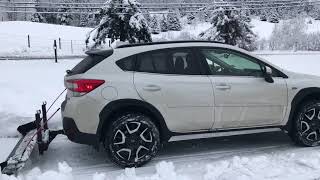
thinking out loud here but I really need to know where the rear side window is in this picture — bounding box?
[137,51,168,73]
[69,55,105,76]
[136,48,201,75]
[116,56,135,71]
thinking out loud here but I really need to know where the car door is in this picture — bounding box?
[134,48,214,133]
[197,47,288,129]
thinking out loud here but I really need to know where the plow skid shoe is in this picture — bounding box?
[1,130,37,175]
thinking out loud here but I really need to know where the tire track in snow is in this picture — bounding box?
[71,132,294,176]
[72,144,293,176]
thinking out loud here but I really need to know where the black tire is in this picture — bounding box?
[291,100,320,147]
[104,113,160,168]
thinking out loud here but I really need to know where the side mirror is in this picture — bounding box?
[263,66,274,83]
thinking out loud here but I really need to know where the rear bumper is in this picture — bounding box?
[62,117,99,148]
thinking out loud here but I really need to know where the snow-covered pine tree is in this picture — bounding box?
[259,10,267,21]
[56,0,74,25]
[167,11,182,31]
[31,0,47,23]
[310,6,320,20]
[187,13,195,24]
[160,15,168,32]
[31,13,46,23]
[199,8,257,51]
[77,0,95,27]
[149,16,160,34]
[267,8,280,23]
[88,0,151,47]
[144,11,152,24]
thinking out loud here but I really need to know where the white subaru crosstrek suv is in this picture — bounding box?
[62,41,320,167]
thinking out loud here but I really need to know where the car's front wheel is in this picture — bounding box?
[104,113,160,167]
[291,100,320,146]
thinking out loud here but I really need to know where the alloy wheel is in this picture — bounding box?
[108,115,159,167]
[297,104,320,146]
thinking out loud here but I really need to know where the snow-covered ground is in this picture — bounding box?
[0,21,91,57]
[2,133,320,180]
[2,19,320,57]
[1,53,320,179]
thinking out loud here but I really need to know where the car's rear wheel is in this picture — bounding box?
[291,100,320,146]
[104,113,160,167]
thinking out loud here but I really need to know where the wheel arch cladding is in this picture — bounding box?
[286,87,320,133]
[97,99,171,142]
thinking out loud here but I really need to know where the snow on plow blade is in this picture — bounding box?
[1,130,37,175]
[1,102,63,175]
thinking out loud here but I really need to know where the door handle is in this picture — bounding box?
[143,85,161,92]
[216,83,231,90]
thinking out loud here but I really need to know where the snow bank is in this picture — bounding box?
[3,149,320,180]
[0,161,189,180]
[0,21,92,57]
[0,59,79,137]
[203,151,320,180]
[251,19,275,40]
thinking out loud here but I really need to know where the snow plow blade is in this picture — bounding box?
[1,102,64,175]
[1,130,37,175]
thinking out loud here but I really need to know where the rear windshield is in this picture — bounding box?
[68,55,106,76]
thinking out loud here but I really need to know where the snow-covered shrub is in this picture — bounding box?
[199,8,257,51]
[87,0,151,48]
[269,18,306,50]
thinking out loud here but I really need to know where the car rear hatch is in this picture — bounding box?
[64,49,113,97]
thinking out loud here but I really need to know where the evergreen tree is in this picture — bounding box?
[310,7,320,20]
[167,11,182,31]
[149,16,160,34]
[199,8,257,51]
[160,15,168,32]
[267,8,280,23]
[31,13,46,23]
[144,12,152,24]
[56,0,74,25]
[187,13,195,25]
[77,0,95,27]
[88,0,151,47]
[31,0,50,23]
[259,10,267,21]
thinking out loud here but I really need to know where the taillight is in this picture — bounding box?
[66,79,105,96]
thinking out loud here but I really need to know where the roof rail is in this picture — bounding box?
[116,40,224,49]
